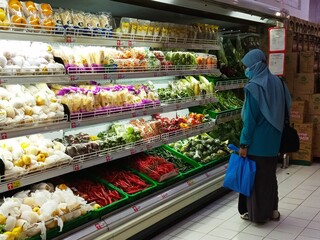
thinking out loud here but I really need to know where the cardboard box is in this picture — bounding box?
[292,94,311,114]
[294,123,314,145]
[299,52,315,73]
[286,30,295,52]
[309,94,320,115]
[284,52,298,75]
[293,73,316,95]
[292,143,313,162]
[290,101,306,123]
[306,114,320,157]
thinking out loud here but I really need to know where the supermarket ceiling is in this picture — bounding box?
[32,0,277,28]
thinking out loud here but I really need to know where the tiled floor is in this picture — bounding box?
[152,163,320,240]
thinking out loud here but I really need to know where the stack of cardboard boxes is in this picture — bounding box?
[283,17,320,164]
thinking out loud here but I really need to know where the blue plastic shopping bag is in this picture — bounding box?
[223,144,256,197]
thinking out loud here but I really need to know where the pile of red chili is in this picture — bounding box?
[131,154,178,182]
[101,170,149,194]
[68,179,122,206]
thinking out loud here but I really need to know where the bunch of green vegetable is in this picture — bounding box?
[165,52,197,65]
[169,133,230,164]
[98,123,142,149]
[157,75,214,101]
[209,119,243,147]
[147,147,194,173]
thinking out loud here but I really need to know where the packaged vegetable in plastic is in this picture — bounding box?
[160,22,169,37]
[41,17,55,32]
[71,10,84,28]
[130,18,138,34]
[137,19,149,36]
[90,14,100,29]
[153,22,161,37]
[0,1,10,30]
[59,8,73,26]
[22,1,38,18]
[146,21,154,36]
[120,17,130,33]
[99,12,113,29]
[53,9,62,25]
[8,0,26,28]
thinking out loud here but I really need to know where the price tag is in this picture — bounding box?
[70,75,76,82]
[161,72,167,76]
[162,139,168,144]
[118,74,124,79]
[0,79,8,84]
[160,192,168,199]
[103,74,109,80]
[106,155,111,162]
[153,72,159,77]
[7,183,14,190]
[128,40,133,47]
[142,110,147,116]
[187,180,195,186]
[132,112,137,118]
[132,205,141,212]
[71,122,78,129]
[205,172,213,178]
[1,133,7,139]
[7,180,20,190]
[66,36,74,43]
[130,149,135,155]
[117,40,121,46]
[176,104,181,110]
[73,164,81,171]
[95,221,107,230]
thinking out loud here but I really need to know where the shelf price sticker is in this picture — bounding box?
[7,180,21,190]
[95,220,107,230]
[187,179,195,186]
[130,148,135,155]
[142,110,147,116]
[132,112,137,118]
[71,122,80,129]
[0,79,8,84]
[128,40,133,47]
[116,40,122,46]
[0,133,7,140]
[176,103,181,110]
[132,205,141,213]
[66,36,74,43]
[160,192,169,200]
[73,164,82,171]
[106,155,111,162]
[118,73,125,79]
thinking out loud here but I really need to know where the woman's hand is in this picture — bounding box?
[239,147,248,158]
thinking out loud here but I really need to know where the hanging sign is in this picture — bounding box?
[268,53,285,75]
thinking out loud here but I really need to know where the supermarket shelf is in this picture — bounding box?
[61,164,227,240]
[69,94,217,129]
[216,108,242,124]
[68,66,220,82]
[0,115,69,140]
[0,121,217,193]
[0,74,69,85]
[0,28,219,50]
[215,78,248,91]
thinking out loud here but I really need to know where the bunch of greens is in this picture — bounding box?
[98,123,142,149]
[165,52,197,65]
[169,133,230,164]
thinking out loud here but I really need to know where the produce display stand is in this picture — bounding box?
[0,0,282,239]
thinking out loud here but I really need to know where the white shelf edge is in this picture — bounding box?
[0,75,70,85]
[61,164,227,240]
[215,79,248,91]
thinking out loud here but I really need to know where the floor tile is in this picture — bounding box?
[241,222,279,237]
[266,230,298,240]
[280,197,304,205]
[197,217,225,227]
[273,222,304,235]
[295,236,320,240]
[232,232,263,240]
[184,214,206,223]
[278,201,299,211]
[312,211,320,222]
[200,235,228,240]
[187,222,217,234]
[307,221,320,231]
[300,228,320,239]
[281,216,310,228]
[207,209,237,221]
[207,227,238,239]
[286,189,314,200]
[174,229,206,240]
[290,206,320,220]
[160,227,184,236]
[219,220,250,232]
[297,184,318,191]
[301,196,320,208]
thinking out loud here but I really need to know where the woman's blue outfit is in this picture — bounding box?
[238,49,291,223]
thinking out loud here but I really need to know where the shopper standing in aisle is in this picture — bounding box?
[238,49,291,223]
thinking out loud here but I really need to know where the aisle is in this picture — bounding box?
[152,163,320,240]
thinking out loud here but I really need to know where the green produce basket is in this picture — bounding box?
[27,211,93,240]
[162,145,202,178]
[90,181,129,219]
[98,169,157,202]
[130,166,182,189]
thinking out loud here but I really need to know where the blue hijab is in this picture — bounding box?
[241,49,291,132]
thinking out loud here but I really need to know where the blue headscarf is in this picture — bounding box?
[241,49,291,132]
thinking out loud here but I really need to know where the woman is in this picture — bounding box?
[238,49,291,223]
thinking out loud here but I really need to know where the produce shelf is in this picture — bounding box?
[69,94,217,129]
[0,115,69,140]
[67,65,220,82]
[0,28,220,50]
[215,78,248,91]
[0,121,217,194]
[60,163,227,240]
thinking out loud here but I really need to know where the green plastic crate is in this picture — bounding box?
[162,145,202,178]
[98,169,157,202]
[90,181,129,219]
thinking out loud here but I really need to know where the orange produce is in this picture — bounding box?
[26,1,38,14]
[29,16,41,29]
[12,15,26,27]
[8,0,22,11]
[40,3,52,17]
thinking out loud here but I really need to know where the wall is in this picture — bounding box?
[309,0,320,23]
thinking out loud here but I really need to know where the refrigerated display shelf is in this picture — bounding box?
[60,163,227,240]
[70,94,217,129]
[215,79,248,91]
[0,28,220,50]
[215,108,242,124]
[0,121,217,194]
